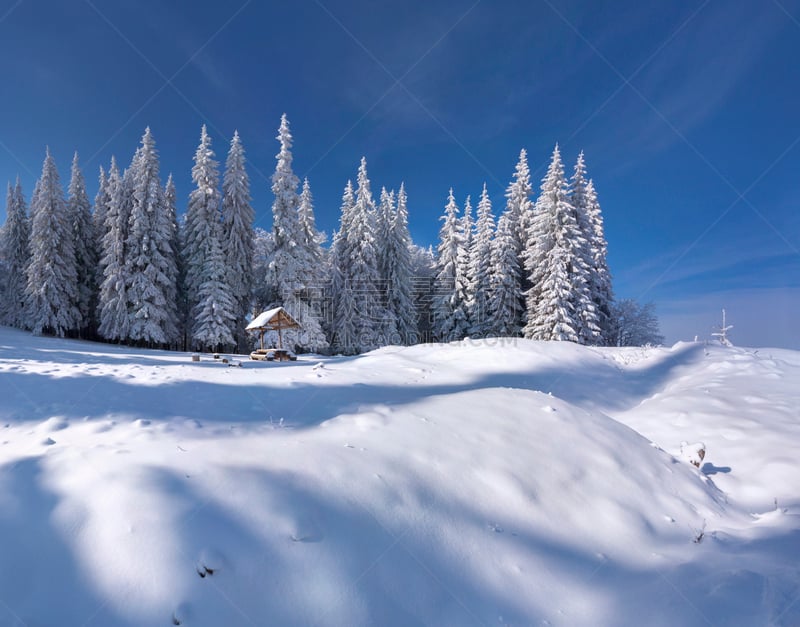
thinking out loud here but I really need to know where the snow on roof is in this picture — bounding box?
[245,307,300,331]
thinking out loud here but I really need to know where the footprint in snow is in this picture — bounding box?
[42,437,56,446]
[172,603,190,625]
[196,548,224,577]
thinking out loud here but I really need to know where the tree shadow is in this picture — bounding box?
[702,462,732,475]
[0,457,128,626]
[0,341,705,429]
[11,460,790,626]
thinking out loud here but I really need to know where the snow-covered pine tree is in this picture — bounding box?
[97,157,131,341]
[221,131,254,351]
[298,177,325,272]
[162,174,182,347]
[291,176,328,352]
[25,149,81,336]
[432,189,469,342]
[409,243,435,341]
[584,178,614,343]
[267,116,327,353]
[183,125,230,347]
[67,152,97,335]
[193,223,237,351]
[457,194,473,334]
[568,151,601,345]
[468,183,495,336]
[1,179,30,328]
[268,114,304,300]
[523,145,583,342]
[376,186,394,283]
[345,157,382,352]
[382,183,416,344]
[124,128,178,345]
[329,181,358,354]
[93,167,110,256]
[488,210,523,337]
[375,187,398,341]
[507,149,533,266]
[492,149,533,333]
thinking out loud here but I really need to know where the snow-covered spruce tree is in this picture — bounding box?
[193,222,237,351]
[523,145,584,342]
[124,128,179,346]
[506,149,533,269]
[268,114,303,299]
[93,167,110,258]
[25,149,81,336]
[183,125,229,347]
[568,151,601,345]
[1,179,30,328]
[291,176,328,352]
[344,157,382,352]
[298,177,326,274]
[491,148,532,333]
[488,211,523,336]
[382,183,416,344]
[67,153,97,335]
[468,183,495,336]
[432,189,469,342]
[162,174,183,347]
[97,157,131,341]
[185,127,237,351]
[584,178,614,343]
[409,243,435,341]
[329,181,359,354]
[458,194,474,332]
[267,115,328,353]
[376,186,394,282]
[221,131,255,351]
[375,187,398,341]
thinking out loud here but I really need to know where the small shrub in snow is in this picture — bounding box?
[680,441,706,468]
[712,308,734,347]
[692,519,707,544]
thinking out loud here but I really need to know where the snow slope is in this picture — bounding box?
[0,327,798,626]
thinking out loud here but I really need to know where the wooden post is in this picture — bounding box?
[277,324,283,349]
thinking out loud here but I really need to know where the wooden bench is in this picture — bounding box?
[249,349,297,362]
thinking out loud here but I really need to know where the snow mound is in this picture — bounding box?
[0,327,798,625]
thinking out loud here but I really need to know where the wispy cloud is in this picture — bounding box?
[613,214,799,302]
[615,2,782,155]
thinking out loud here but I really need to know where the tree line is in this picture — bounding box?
[0,115,663,354]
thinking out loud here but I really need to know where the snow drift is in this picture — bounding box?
[0,327,798,626]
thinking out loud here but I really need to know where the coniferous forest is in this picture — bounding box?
[0,115,662,354]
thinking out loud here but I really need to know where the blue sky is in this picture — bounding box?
[1,0,798,348]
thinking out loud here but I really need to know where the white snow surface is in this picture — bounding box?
[0,327,798,626]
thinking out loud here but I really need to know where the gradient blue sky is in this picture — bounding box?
[1,0,798,348]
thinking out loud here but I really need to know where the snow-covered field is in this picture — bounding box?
[0,326,798,627]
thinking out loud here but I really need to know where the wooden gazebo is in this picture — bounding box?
[246,307,300,361]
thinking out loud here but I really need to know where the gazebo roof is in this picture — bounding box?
[245,307,300,332]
